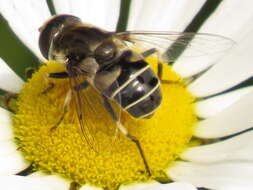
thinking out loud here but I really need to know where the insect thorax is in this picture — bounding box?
[51,25,112,63]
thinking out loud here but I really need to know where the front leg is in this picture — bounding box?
[48,72,69,78]
[102,95,152,177]
[51,90,72,131]
[42,72,70,94]
[45,71,88,93]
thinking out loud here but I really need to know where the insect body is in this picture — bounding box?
[39,15,162,119]
[39,14,234,177]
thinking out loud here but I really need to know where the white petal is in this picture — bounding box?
[199,0,253,42]
[0,108,26,175]
[52,0,120,31]
[0,107,14,140]
[128,0,205,31]
[29,171,47,177]
[0,0,51,60]
[174,0,253,80]
[0,151,28,175]
[0,175,69,190]
[187,0,253,97]
[181,130,253,163]
[0,58,24,93]
[188,26,253,97]
[0,139,18,155]
[196,87,253,118]
[194,90,253,138]
[80,182,197,190]
[172,35,234,78]
[168,161,253,190]
[220,185,253,190]
[120,182,196,190]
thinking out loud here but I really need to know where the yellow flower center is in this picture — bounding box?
[14,57,196,190]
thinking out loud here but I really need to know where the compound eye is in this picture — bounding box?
[39,14,81,59]
[94,41,117,63]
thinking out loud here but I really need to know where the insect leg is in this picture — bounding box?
[118,122,152,177]
[51,81,89,131]
[41,72,69,94]
[25,67,36,79]
[102,95,118,121]
[126,132,152,176]
[102,95,152,177]
[141,48,157,58]
[42,82,55,95]
[73,81,89,91]
[69,182,81,190]
[142,49,180,84]
[141,48,163,80]
[2,92,17,112]
[48,72,69,78]
[156,51,163,80]
[51,90,72,131]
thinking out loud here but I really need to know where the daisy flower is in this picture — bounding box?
[0,0,253,190]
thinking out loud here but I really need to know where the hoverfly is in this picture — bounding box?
[39,14,234,176]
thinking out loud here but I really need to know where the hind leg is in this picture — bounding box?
[141,48,163,80]
[142,49,181,85]
[102,95,152,177]
[41,72,69,94]
[45,72,89,131]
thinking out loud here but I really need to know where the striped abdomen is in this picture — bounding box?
[104,59,162,118]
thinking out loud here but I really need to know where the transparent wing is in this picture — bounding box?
[69,74,122,152]
[115,31,235,63]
